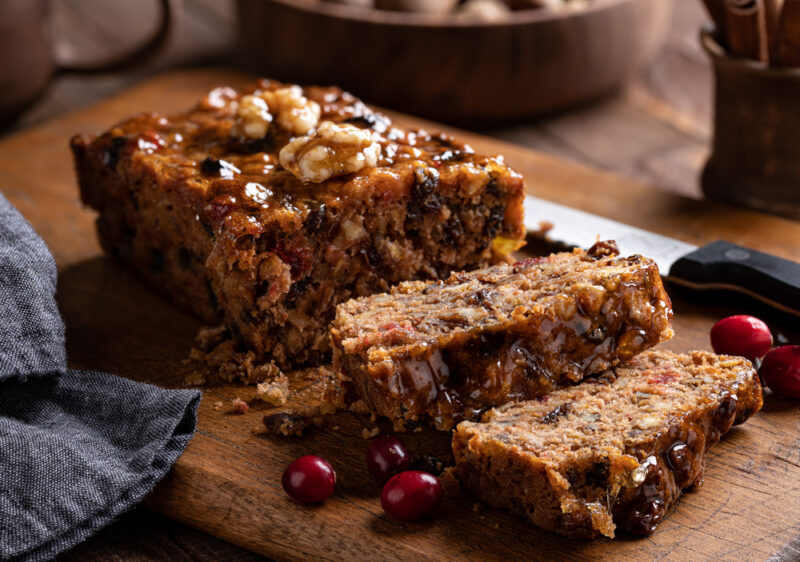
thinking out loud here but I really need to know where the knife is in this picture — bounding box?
[524,195,800,317]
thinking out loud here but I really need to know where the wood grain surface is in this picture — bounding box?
[2,70,799,561]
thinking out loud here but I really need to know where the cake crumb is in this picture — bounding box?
[493,523,500,530]
[263,412,308,437]
[440,467,462,499]
[348,399,370,415]
[213,401,223,411]
[186,325,284,385]
[319,402,337,415]
[185,372,206,386]
[411,455,445,475]
[251,425,262,434]
[256,374,290,406]
[361,426,380,439]
[195,325,228,349]
[472,502,484,514]
[231,397,249,414]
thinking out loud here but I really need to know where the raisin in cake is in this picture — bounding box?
[452,350,763,538]
[71,79,525,370]
[331,242,673,430]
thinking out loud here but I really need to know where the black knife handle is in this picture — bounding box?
[669,240,800,316]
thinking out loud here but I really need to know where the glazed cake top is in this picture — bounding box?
[72,79,525,240]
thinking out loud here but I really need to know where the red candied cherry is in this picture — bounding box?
[282,455,336,504]
[760,345,800,399]
[710,315,773,362]
[381,471,443,521]
[367,435,411,484]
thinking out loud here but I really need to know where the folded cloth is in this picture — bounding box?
[0,192,200,562]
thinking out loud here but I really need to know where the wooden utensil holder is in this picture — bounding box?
[701,28,800,219]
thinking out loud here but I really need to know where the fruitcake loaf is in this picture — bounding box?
[452,350,763,538]
[330,242,674,430]
[71,79,525,370]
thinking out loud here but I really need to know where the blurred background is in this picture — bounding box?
[5,0,711,201]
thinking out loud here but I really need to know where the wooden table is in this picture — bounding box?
[0,68,791,560]
[5,1,793,560]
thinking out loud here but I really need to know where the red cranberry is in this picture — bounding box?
[381,471,442,521]
[282,455,336,504]
[710,315,773,362]
[761,345,800,399]
[275,244,312,280]
[366,435,411,484]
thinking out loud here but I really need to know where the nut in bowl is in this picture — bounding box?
[236,0,672,123]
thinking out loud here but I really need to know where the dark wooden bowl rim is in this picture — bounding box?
[267,0,637,27]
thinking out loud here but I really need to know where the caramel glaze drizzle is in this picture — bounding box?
[611,385,763,536]
[369,274,670,431]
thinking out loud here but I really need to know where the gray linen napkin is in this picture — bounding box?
[0,192,201,561]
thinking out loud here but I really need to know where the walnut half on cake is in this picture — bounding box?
[452,350,763,538]
[71,79,526,371]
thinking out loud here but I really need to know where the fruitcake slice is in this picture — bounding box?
[330,242,673,430]
[71,79,525,372]
[452,350,763,538]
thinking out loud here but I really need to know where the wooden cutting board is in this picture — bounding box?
[1,70,799,561]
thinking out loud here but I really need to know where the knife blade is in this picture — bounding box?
[524,195,800,317]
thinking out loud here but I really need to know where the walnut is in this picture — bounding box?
[232,86,321,140]
[261,86,321,135]
[199,86,237,110]
[233,94,272,139]
[279,121,381,183]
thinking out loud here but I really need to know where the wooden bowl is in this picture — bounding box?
[236,0,671,124]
